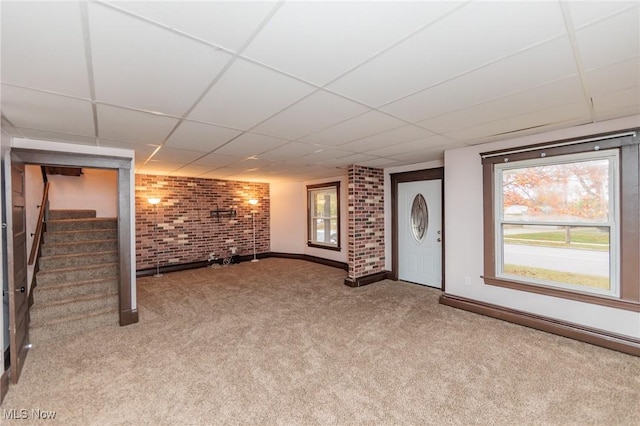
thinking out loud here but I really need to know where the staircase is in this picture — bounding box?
[31,209,120,342]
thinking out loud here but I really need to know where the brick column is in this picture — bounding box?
[346,165,385,286]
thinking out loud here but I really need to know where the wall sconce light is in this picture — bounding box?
[249,199,259,263]
[147,197,162,277]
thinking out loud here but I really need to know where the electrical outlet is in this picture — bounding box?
[230,247,237,254]
[464,276,471,286]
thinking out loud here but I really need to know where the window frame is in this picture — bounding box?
[494,150,620,298]
[481,129,640,312]
[307,181,341,251]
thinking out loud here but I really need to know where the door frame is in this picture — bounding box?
[391,167,445,290]
[9,148,137,326]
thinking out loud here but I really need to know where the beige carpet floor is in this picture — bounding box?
[2,258,639,425]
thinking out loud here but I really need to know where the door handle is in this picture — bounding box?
[16,286,25,293]
[437,238,441,242]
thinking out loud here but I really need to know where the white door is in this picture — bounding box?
[398,180,442,288]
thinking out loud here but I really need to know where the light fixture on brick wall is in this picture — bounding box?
[249,199,259,263]
[148,197,163,277]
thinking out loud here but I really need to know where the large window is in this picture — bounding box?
[307,182,340,250]
[481,130,639,311]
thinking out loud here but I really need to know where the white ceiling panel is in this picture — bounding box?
[444,101,592,142]
[108,1,276,52]
[97,138,158,165]
[592,86,640,116]
[339,125,433,152]
[575,6,640,70]
[96,104,178,144]
[1,2,91,98]
[16,128,96,146]
[298,148,355,164]
[365,135,455,157]
[257,142,320,161]
[354,158,403,169]
[586,57,640,96]
[168,164,217,176]
[165,120,242,152]
[391,148,448,164]
[300,111,405,147]
[192,153,242,168]
[138,161,183,175]
[328,1,567,107]
[418,76,585,134]
[2,85,94,136]
[88,2,232,116]
[252,90,368,140]
[317,153,377,168]
[384,37,578,123]
[148,147,205,164]
[243,1,461,85]
[188,59,315,129]
[213,132,289,158]
[568,1,638,29]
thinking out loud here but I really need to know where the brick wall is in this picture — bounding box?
[347,165,385,279]
[136,174,269,270]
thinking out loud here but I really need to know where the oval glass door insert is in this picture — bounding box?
[411,193,428,242]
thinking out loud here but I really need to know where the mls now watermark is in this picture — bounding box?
[3,408,57,420]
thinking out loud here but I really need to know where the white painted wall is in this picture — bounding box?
[48,168,118,217]
[270,172,349,263]
[10,138,138,309]
[270,181,306,254]
[383,160,443,271]
[24,165,45,290]
[444,115,640,338]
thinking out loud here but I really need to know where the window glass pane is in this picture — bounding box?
[308,185,338,247]
[501,224,611,293]
[502,159,610,223]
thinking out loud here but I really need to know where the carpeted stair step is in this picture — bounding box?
[41,239,118,256]
[46,217,117,232]
[36,263,118,286]
[44,228,117,244]
[48,209,96,220]
[34,277,118,304]
[39,250,119,271]
[30,292,118,325]
[30,307,119,343]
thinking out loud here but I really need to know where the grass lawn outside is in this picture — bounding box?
[504,228,609,252]
[503,264,609,290]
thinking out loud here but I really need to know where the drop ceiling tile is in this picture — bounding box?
[354,158,403,169]
[2,85,94,136]
[149,147,204,164]
[298,148,355,164]
[576,7,640,70]
[192,153,242,168]
[586,57,640,96]
[97,138,159,162]
[391,148,446,164]
[243,1,461,85]
[1,2,91,98]
[97,104,178,144]
[300,111,405,146]
[188,59,315,129]
[328,1,566,106]
[365,135,455,157]
[165,120,242,152]
[168,164,215,177]
[383,37,578,123]
[213,132,289,158]
[568,1,638,29]
[15,128,96,146]
[595,105,640,122]
[88,2,232,116]
[318,153,378,168]
[444,101,591,142]
[417,76,585,134]
[339,125,433,152]
[138,161,182,175]
[257,142,321,161]
[252,91,368,140]
[108,1,276,52]
[592,86,640,116]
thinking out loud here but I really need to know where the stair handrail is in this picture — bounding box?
[28,181,50,266]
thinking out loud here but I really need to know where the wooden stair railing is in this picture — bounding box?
[28,181,50,266]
